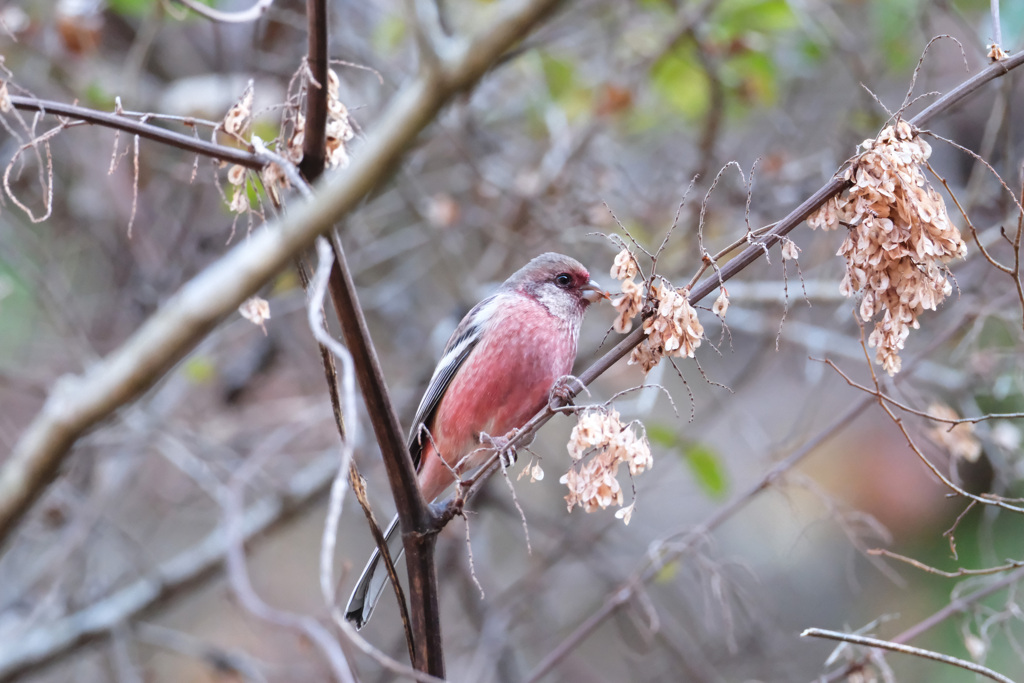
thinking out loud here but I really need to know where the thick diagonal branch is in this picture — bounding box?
[0,0,565,550]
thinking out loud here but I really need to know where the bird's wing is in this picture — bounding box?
[407,293,501,469]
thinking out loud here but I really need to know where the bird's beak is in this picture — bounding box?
[582,280,610,304]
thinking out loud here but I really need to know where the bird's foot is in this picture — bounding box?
[549,374,586,410]
[481,431,518,468]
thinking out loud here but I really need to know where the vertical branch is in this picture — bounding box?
[0,4,568,674]
[299,0,328,181]
[295,0,441,670]
[296,0,438,670]
[325,229,443,676]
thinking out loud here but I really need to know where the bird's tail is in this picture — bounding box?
[344,514,404,629]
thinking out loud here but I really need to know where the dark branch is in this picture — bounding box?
[325,230,441,673]
[9,96,265,169]
[298,0,329,181]
[0,0,568,554]
[0,456,337,682]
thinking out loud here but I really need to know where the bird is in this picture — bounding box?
[345,252,606,628]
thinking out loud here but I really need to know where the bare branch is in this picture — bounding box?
[172,0,277,23]
[305,238,360,610]
[0,455,337,681]
[524,396,874,683]
[298,0,329,181]
[433,53,1024,553]
[868,548,1024,578]
[223,444,356,683]
[0,0,565,549]
[820,566,1024,681]
[821,355,1024,514]
[526,307,977,681]
[9,96,265,168]
[802,627,1014,683]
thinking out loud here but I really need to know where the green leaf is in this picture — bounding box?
[683,444,728,498]
[108,0,157,16]
[711,0,796,41]
[653,558,679,584]
[651,47,710,120]
[869,0,919,70]
[637,0,674,10]
[723,49,778,107]
[183,356,216,384]
[540,52,576,102]
[798,37,828,65]
[373,15,406,53]
[0,267,34,356]
[646,423,679,448]
[645,427,729,499]
[82,82,116,110]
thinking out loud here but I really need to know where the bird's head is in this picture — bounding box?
[506,252,608,320]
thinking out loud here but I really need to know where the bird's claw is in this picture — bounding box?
[499,448,517,469]
[481,432,518,468]
[549,375,585,410]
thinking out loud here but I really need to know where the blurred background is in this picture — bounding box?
[1,0,1024,681]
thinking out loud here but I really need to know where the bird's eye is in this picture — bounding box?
[555,273,573,288]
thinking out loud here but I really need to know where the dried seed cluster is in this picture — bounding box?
[807,120,966,375]
[712,287,729,317]
[222,85,256,213]
[238,296,271,334]
[0,81,12,113]
[284,70,354,170]
[987,43,1008,62]
[561,408,652,523]
[609,249,704,374]
[222,84,253,138]
[223,69,356,210]
[226,163,249,213]
[612,277,642,333]
[927,403,981,463]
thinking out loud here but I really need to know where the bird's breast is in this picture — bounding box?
[431,299,578,460]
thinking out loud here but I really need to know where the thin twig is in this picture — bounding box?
[895,566,1024,645]
[0,455,339,681]
[819,566,1024,682]
[172,0,277,23]
[437,48,1024,555]
[9,96,265,168]
[818,360,1024,424]
[802,627,1014,683]
[928,161,1011,273]
[925,129,1024,215]
[0,0,567,551]
[821,355,1024,514]
[223,440,356,683]
[526,309,976,682]
[525,397,875,683]
[868,548,1024,578]
[1014,177,1024,333]
[305,239,360,606]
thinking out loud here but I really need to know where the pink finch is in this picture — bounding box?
[345,252,605,628]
